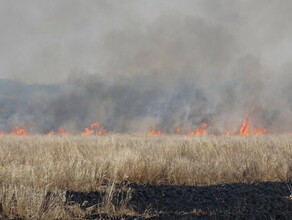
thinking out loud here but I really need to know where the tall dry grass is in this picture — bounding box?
[0,134,291,218]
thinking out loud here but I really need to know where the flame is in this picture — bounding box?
[98,127,107,135]
[0,114,285,136]
[254,127,266,135]
[149,128,157,135]
[91,122,100,128]
[81,122,107,136]
[240,114,250,136]
[11,126,27,136]
[224,131,232,136]
[188,123,208,136]
[148,128,162,135]
[81,127,94,136]
[58,128,68,136]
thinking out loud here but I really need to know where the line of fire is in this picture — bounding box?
[0,114,290,137]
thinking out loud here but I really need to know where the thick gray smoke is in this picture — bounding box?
[0,1,291,134]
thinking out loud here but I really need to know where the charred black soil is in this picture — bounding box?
[65,181,292,219]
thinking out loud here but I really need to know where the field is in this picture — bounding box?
[0,135,292,219]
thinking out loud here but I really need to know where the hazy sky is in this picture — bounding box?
[1,0,292,84]
[0,1,292,133]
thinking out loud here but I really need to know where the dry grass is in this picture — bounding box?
[0,134,291,218]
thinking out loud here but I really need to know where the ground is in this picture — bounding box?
[1,135,292,219]
[66,181,292,219]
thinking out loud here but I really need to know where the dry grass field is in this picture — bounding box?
[0,135,292,219]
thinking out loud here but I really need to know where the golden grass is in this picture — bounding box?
[0,134,291,218]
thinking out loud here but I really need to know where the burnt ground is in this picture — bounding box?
[65,181,292,219]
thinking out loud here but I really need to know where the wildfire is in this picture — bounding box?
[239,114,268,136]
[0,115,281,137]
[240,114,250,136]
[58,128,68,136]
[81,127,94,135]
[148,128,162,135]
[11,126,27,136]
[188,123,208,136]
[254,127,267,135]
[98,127,107,135]
[81,122,107,136]
[91,122,100,128]
[224,131,232,136]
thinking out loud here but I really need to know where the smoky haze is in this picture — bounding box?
[0,0,291,134]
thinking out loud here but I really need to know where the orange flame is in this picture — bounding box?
[91,122,100,128]
[188,123,208,136]
[0,115,280,136]
[81,127,94,136]
[98,127,107,135]
[224,131,232,136]
[240,114,250,136]
[81,122,107,136]
[148,128,162,135]
[254,127,267,135]
[11,126,27,136]
[58,128,68,136]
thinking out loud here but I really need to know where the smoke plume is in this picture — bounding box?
[0,0,291,133]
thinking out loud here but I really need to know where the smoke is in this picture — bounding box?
[0,0,292,133]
